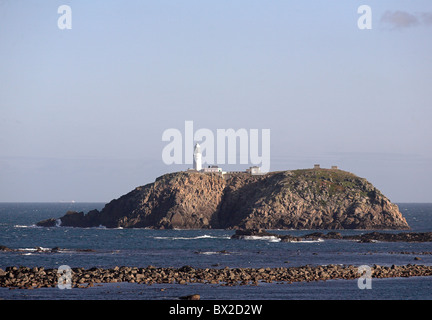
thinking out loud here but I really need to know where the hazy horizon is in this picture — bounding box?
[1,1,431,203]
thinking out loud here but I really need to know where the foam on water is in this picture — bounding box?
[154,234,230,240]
[242,235,281,242]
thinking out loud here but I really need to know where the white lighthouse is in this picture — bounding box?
[193,143,202,171]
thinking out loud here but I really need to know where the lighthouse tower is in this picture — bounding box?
[193,143,202,171]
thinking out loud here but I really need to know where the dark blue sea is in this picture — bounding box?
[1,203,432,300]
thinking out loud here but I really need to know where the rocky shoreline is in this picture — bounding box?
[231,229,432,242]
[1,264,432,290]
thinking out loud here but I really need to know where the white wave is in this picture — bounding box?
[298,239,324,243]
[17,247,52,252]
[286,238,325,243]
[17,248,37,252]
[13,224,33,228]
[153,234,229,240]
[194,235,218,239]
[195,250,231,255]
[243,235,281,242]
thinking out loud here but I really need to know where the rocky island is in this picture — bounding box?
[37,168,409,230]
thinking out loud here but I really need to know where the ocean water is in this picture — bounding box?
[0,202,432,300]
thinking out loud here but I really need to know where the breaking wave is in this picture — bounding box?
[242,236,281,242]
[153,234,230,240]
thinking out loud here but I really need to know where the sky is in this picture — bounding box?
[0,0,431,203]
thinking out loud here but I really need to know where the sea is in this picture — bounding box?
[0,202,432,301]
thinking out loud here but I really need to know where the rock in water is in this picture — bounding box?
[179,294,201,300]
[36,169,409,230]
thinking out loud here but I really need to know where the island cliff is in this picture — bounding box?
[37,169,409,230]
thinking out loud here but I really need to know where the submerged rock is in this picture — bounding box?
[179,294,201,300]
[0,245,13,252]
[35,218,57,227]
[231,230,432,243]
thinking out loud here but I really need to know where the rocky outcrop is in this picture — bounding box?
[0,246,95,253]
[36,169,409,230]
[231,229,432,242]
[2,264,432,289]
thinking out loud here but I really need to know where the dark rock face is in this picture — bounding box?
[0,245,13,252]
[36,169,410,230]
[344,231,432,242]
[35,218,57,227]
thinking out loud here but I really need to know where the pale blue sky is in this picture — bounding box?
[1,1,431,202]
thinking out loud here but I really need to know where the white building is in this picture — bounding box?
[190,143,263,176]
[202,165,223,173]
[246,166,263,175]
